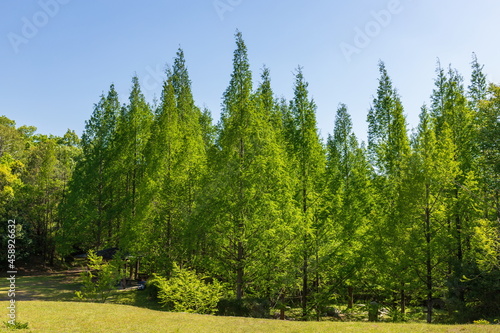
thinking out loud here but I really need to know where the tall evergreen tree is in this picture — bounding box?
[285,67,325,319]
[323,103,372,312]
[477,84,500,221]
[404,106,459,322]
[207,32,297,300]
[367,61,409,176]
[468,53,488,112]
[138,77,180,272]
[114,77,153,250]
[138,48,208,273]
[60,85,120,251]
[366,61,410,312]
[472,85,500,297]
[170,48,207,224]
[429,65,479,310]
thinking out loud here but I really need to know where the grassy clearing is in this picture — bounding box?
[1,301,499,333]
[0,269,161,310]
[1,272,499,332]
[0,272,81,302]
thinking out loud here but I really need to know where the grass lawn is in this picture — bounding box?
[0,268,161,310]
[1,270,499,332]
[0,272,81,302]
[1,301,499,333]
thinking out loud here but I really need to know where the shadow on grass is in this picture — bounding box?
[0,269,166,312]
[108,286,165,311]
[0,272,82,301]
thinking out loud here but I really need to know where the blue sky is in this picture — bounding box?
[2,0,500,143]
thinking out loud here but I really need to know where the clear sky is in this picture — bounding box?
[2,0,500,143]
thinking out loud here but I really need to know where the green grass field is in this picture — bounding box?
[1,301,499,333]
[1,272,81,302]
[1,270,500,332]
[0,269,162,310]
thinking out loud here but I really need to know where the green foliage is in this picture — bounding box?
[386,306,407,322]
[365,61,413,323]
[320,103,372,318]
[2,321,29,330]
[75,250,123,302]
[58,85,118,253]
[472,218,500,272]
[285,66,326,319]
[201,31,300,303]
[0,154,23,213]
[136,49,207,274]
[3,33,500,325]
[468,53,488,112]
[477,84,500,190]
[0,115,81,266]
[367,61,409,176]
[150,265,223,314]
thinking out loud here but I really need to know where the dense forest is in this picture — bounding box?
[2,32,499,323]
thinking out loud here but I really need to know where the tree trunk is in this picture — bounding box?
[302,249,308,320]
[166,212,172,257]
[301,178,308,320]
[425,185,433,323]
[236,137,245,300]
[135,258,140,280]
[236,240,244,300]
[454,188,465,304]
[400,284,405,315]
[347,286,354,309]
[315,238,320,321]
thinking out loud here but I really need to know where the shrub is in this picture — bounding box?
[146,275,161,300]
[3,321,29,329]
[75,250,123,302]
[150,264,223,314]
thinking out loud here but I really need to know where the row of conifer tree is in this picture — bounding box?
[2,32,498,322]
